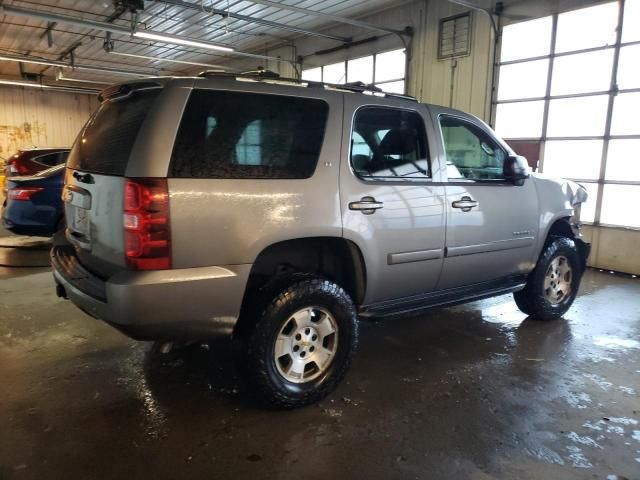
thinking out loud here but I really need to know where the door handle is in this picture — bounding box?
[349,196,384,215]
[452,196,478,212]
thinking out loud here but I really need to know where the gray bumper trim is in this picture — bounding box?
[52,246,252,340]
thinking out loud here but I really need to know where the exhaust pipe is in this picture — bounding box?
[55,283,68,299]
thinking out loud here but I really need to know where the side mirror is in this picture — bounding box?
[504,155,531,186]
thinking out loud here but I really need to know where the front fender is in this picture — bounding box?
[532,175,588,258]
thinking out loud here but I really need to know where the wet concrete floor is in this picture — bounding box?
[1,259,639,479]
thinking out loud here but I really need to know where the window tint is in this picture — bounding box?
[67,89,160,175]
[170,90,329,179]
[440,116,507,181]
[350,107,429,180]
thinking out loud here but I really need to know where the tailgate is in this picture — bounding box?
[63,170,127,276]
[63,83,164,277]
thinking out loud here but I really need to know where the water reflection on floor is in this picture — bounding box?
[0,268,638,479]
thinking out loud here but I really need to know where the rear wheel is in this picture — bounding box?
[247,276,358,408]
[514,237,583,320]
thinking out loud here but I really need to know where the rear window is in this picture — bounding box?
[169,89,329,179]
[67,89,160,175]
[33,151,68,167]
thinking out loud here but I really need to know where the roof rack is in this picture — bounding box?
[197,70,417,102]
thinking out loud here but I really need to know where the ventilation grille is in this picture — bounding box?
[438,12,472,60]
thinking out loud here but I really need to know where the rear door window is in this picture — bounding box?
[350,107,430,180]
[67,89,160,175]
[170,89,329,179]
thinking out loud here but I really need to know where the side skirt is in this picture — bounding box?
[358,275,527,319]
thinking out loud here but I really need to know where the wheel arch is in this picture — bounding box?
[540,216,589,271]
[234,236,367,338]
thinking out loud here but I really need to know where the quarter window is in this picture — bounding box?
[170,90,329,179]
[440,116,507,181]
[350,107,430,180]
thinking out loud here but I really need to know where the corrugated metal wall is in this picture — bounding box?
[410,2,494,120]
[0,86,98,158]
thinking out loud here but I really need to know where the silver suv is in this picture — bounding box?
[52,73,590,407]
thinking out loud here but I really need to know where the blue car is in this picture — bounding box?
[2,164,65,236]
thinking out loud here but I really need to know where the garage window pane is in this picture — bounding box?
[579,182,599,223]
[546,95,608,137]
[605,139,640,182]
[622,0,640,43]
[601,184,640,227]
[551,49,614,96]
[497,59,548,100]
[500,17,552,62]
[495,101,545,138]
[323,62,346,84]
[376,80,405,94]
[618,45,640,90]
[555,2,618,53]
[543,140,603,180]
[611,92,640,136]
[347,56,373,84]
[301,67,322,82]
[375,49,405,83]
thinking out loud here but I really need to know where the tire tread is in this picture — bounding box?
[247,275,358,408]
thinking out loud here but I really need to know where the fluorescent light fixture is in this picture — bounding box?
[110,51,228,70]
[56,71,109,85]
[0,53,155,77]
[0,79,46,88]
[134,31,234,53]
[0,79,98,94]
[0,54,61,68]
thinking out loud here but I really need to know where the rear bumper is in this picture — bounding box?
[51,244,251,341]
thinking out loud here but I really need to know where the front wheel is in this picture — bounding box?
[514,237,583,320]
[247,276,358,408]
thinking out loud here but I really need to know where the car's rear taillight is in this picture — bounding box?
[8,187,43,201]
[9,161,28,174]
[123,178,171,270]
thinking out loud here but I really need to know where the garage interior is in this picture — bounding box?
[1,0,639,478]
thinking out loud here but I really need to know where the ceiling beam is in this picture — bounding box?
[0,52,157,77]
[109,50,228,70]
[152,0,351,43]
[1,4,232,51]
[0,4,297,64]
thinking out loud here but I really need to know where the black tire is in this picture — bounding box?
[247,275,358,408]
[514,237,583,320]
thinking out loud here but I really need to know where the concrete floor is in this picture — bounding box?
[1,245,639,479]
